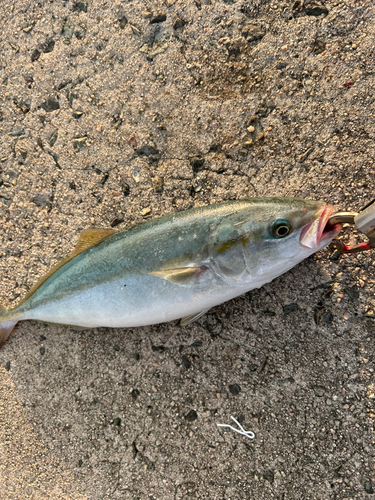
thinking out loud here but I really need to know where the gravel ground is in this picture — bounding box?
[0,0,374,499]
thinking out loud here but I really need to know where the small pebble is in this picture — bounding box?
[364,481,374,494]
[150,13,166,24]
[173,18,185,30]
[228,384,241,395]
[185,409,198,422]
[263,470,274,483]
[151,176,164,193]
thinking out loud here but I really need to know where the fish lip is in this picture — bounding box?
[300,205,340,249]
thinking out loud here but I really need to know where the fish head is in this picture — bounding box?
[207,198,341,284]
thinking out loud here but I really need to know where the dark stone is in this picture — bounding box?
[72,1,88,13]
[191,340,202,347]
[114,345,120,351]
[248,363,258,372]
[40,38,55,53]
[188,154,205,173]
[364,481,374,494]
[283,303,298,315]
[173,18,186,30]
[322,310,333,324]
[305,5,328,16]
[31,48,41,62]
[14,97,31,114]
[118,16,128,29]
[313,386,325,397]
[131,389,140,400]
[75,30,85,40]
[135,145,160,157]
[40,347,45,355]
[112,417,121,426]
[122,181,130,196]
[313,39,326,54]
[346,286,359,299]
[150,13,167,24]
[152,345,165,352]
[276,62,287,70]
[228,383,241,395]
[101,172,109,185]
[330,250,341,261]
[241,23,265,43]
[57,79,72,91]
[78,459,83,467]
[185,409,198,421]
[110,217,124,228]
[263,470,274,483]
[41,97,60,112]
[256,103,275,117]
[5,361,10,371]
[182,354,191,369]
[263,310,276,316]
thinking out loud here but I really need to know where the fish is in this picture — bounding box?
[0,198,341,348]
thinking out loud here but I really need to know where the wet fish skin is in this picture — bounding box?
[0,198,340,347]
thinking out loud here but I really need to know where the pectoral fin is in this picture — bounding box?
[148,266,207,286]
[180,308,210,326]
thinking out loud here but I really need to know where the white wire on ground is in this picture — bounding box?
[217,415,255,440]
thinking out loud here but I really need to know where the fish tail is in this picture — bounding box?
[0,304,18,348]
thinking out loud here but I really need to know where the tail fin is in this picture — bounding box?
[0,305,18,348]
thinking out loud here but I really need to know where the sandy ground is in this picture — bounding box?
[0,0,374,498]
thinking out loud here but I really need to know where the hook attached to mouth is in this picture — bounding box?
[326,199,375,254]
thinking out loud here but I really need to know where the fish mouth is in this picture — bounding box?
[300,205,341,249]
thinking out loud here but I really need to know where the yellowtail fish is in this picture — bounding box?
[0,198,340,348]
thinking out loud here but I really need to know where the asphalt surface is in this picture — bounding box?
[0,0,374,499]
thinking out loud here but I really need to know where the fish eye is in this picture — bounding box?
[270,219,292,239]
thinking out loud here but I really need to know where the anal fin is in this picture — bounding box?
[180,308,210,326]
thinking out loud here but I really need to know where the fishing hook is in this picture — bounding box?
[326,199,375,254]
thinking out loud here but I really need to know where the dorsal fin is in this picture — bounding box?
[74,228,117,253]
[18,227,116,306]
